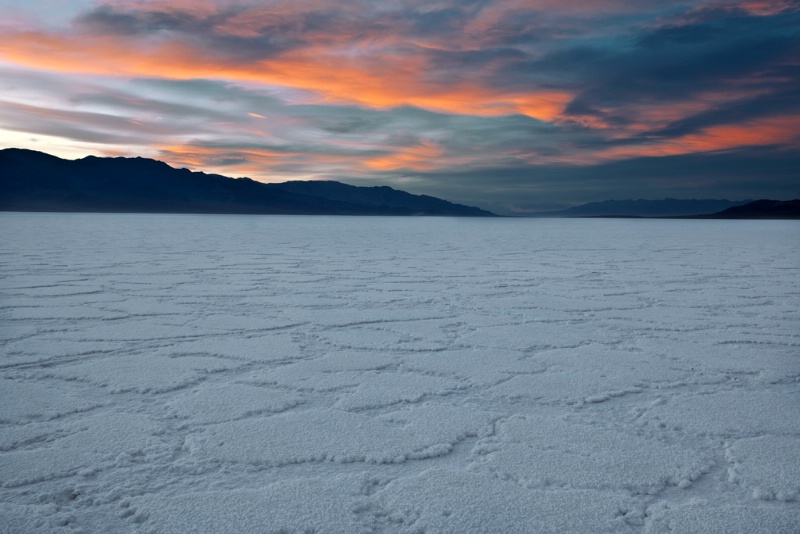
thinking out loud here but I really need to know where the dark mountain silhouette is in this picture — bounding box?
[0,149,495,216]
[696,199,800,219]
[533,198,752,218]
[275,180,485,215]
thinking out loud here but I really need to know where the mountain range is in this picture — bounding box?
[532,198,753,218]
[0,149,494,217]
[695,199,800,219]
[1,149,797,218]
[533,197,799,219]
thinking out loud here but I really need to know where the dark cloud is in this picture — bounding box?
[75,4,326,60]
[555,9,800,140]
[76,5,216,35]
[637,22,722,48]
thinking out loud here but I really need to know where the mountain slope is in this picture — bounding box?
[700,199,800,219]
[0,149,495,216]
[534,198,752,218]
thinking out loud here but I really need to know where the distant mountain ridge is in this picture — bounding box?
[531,198,799,219]
[534,198,753,218]
[0,149,495,216]
[696,199,800,219]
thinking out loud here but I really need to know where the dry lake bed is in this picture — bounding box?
[1,213,798,533]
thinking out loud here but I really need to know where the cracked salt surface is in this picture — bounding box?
[1,213,798,533]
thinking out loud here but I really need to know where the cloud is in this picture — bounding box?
[0,0,798,212]
[0,1,629,120]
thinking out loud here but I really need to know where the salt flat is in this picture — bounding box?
[0,212,798,533]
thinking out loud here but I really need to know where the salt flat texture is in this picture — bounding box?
[0,213,798,533]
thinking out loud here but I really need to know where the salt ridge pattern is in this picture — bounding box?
[0,213,798,533]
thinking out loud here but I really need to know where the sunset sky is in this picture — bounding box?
[1,0,798,213]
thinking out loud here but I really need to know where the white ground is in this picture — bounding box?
[0,213,798,533]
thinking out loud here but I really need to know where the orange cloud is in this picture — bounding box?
[0,23,574,123]
[607,86,776,136]
[363,141,443,171]
[0,0,672,128]
[595,116,800,161]
[510,114,800,167]
[728,0,799,15]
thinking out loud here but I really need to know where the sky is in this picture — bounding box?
[0,0,798,213]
